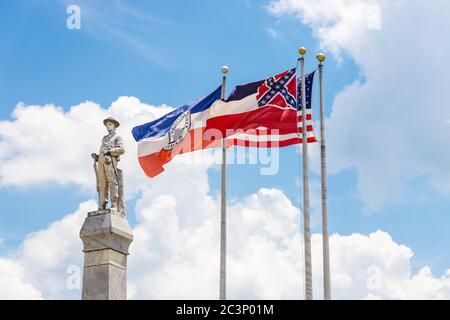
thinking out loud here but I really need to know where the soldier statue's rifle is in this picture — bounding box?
[91,153,100,203]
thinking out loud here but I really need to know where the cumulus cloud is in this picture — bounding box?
[313,230,450,299]
[268,0,450,211]
[0,200,95,299]
[128,187,303,299]
[0,97,448,300]
[1,187,449,299]
[0,258,43,299]
[268,0,384,60]
[0,96,225,200]
[0,97,209,197]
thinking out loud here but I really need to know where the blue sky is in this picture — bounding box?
[1,0,450,299]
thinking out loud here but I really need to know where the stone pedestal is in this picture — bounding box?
[80,209,133,300]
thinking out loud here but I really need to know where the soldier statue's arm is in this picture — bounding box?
[108,135,125,157]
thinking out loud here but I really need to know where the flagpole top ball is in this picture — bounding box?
[298,47,307,56]
[221,66,229,74]
[316,53,326,63]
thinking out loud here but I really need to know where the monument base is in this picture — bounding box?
[80,209,133,300]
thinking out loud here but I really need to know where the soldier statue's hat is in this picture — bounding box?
[103,116,120,128]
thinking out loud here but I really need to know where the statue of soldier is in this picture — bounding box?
[91,117,125,214]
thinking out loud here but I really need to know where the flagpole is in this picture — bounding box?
[316,53,331,300]
[220,65,229,300]
[299,47,313,300]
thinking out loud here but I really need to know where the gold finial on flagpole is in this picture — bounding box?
[298,47,307,56]
[221,66,229,74]
[316,52,326,63]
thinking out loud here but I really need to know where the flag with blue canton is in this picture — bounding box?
[297,71,315,110]
[295,70,316,142]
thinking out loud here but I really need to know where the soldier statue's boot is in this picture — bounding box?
[100,201,107,210]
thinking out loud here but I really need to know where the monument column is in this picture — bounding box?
[80,209,133,300]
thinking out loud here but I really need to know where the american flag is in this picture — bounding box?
[229,69,317,148]
[296,71,316,143]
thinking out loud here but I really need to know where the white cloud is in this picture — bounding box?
[0,96,223,202]
[268,0,384,60]
[129,187,303,299]
[0,97,179,195]
[0,95,218,299]
[267,0,450,211]
[0,258,43,300]
[0,200,95,299]
[314,230,411,299]
[0,86,449,299]
[0,187,449,299]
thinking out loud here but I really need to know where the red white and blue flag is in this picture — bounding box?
[208,68,316,147]
[132,87,224,177]
[132,69,316,177]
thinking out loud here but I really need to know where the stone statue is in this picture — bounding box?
[81,116,132,299]
[91,116,125,214]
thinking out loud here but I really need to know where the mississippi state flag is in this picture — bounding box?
[208,68,316,147]
[132,68,316,178]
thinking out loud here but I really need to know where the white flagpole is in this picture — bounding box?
[220,65,229,300]
[316,53,331,300]
[299,47,313,300]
